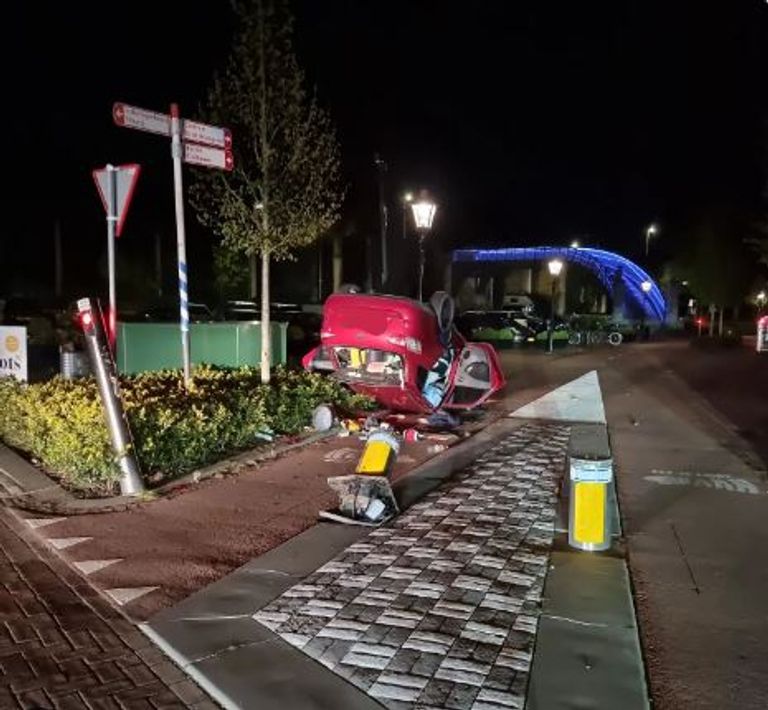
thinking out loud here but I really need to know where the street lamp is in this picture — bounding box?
[645,224,658,257]
[570,240,580,249]
[639,280,653,340]
[547,259,563,353]
[411,198,437,301]
[757,290,767,314]
[402,192,413,241]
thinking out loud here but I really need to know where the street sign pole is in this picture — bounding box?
[170,104,191,385]
[112,102,232,387]
[106,165,118,348]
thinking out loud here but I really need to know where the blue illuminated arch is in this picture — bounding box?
[452,246,666,320]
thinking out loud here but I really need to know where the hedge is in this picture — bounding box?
[0,366,373,496]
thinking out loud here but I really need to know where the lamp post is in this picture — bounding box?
[547,259,563,353]
[402,192,413,241]
[757,290,766,315]
[411,198,437,301]
[640,280,652,340]
[645,224,658,257]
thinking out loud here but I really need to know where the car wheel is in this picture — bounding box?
[429,291,455,337]
[608,331,623,346]
[337,283,362,294]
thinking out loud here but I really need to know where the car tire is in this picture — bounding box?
[568,331,582,346]
[608,331,623,346]
[429,291,455,337]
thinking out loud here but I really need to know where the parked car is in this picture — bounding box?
[303,292,505,414]
[456,311,537,347]
[139,302,214,323]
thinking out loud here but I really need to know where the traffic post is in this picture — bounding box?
[76,298,144,496]
[92,163,141,348]
[113,101,233,386]
[567,425,614,552]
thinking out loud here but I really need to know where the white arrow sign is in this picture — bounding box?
[183,143,234,171]
[92,164,141,236]
[113,103,170,137]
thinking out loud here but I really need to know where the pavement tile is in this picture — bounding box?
[0,508,212,709]
[252,423,568,708]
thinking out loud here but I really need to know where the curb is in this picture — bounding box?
[526,421,650,710]
[0,428,340,516]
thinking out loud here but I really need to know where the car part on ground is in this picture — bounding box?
[303,293,505,414]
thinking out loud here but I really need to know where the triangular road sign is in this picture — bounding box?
[92,163,141,237]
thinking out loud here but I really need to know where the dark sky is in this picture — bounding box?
[2,0,767,298]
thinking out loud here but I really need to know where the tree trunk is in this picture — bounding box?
[261,249,271,384]
[249,253,258,300]
[718,307,724,337]
[708,305,715,336]
[332,234,342,293]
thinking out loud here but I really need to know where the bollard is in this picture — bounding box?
[356,430,400,476]
[568,426,613,552]
[757,316,768,354]
[77,298,144,497]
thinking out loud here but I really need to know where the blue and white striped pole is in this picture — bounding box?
[170,103,192,385]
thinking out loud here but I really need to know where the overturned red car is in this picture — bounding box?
[302,292,505,414]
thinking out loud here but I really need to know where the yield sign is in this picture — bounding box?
[92,164,141,237]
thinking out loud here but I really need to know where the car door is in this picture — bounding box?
[442,342,505,409]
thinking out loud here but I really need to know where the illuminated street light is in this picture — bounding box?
[757,291,767,313]
[548,259,564,278]
[570,240,580,248]
[547,259,563,352]
[641,280,652,293]
[645,223,658,257]
[411,197,437,301]
[401,192,414,242]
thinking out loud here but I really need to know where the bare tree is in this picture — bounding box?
[192,0,342,382]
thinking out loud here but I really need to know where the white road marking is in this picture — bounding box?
[25,518,66,529]
[48,537,92,550]
[510,370,606,424]
[73,559,122,575]
[105,586,158,606]
[645,470,761,495]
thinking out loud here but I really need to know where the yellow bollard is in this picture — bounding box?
[568,456,612,551]
[356,431,400,477]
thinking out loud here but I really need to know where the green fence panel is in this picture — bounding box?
[116,321,288,375]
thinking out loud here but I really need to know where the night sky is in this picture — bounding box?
[2,0,767,300]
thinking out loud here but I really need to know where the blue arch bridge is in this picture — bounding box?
[450,246,667,321]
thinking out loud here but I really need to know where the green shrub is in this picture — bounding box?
[0,366,373,496]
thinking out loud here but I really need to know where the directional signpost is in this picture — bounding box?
[113,102,233,384]
[92,164,141,347]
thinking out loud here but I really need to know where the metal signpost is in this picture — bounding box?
[76,298,144,496]
[113,101,233,385]
[92,164,141,347]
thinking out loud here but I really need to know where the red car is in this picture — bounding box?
[302,292,505,413]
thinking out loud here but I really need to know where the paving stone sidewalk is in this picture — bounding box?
[0,506,215,710]
[254,423,569,710]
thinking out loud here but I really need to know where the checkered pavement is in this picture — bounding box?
[255,423,569,709]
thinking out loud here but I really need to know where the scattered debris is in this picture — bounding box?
[311,405,335,432]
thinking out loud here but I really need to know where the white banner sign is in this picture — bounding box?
[0,326,28,381]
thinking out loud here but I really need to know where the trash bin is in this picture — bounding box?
[757,316,768,354]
